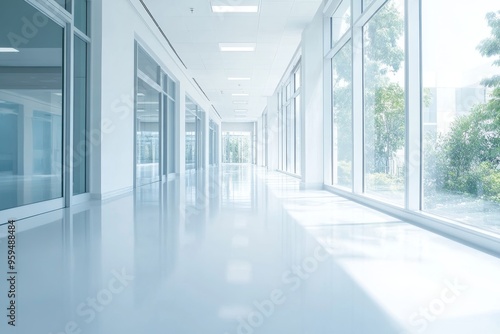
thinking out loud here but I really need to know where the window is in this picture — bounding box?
[73,36,88,195]
[422,0,500,233]
[74,0,89,35]
[185,97,203,170]
[209,120,219,166]
[136,79,160,185]
[163,73,176,175]
[331,0,351,46]
[54,0,71,12]
[0,0,64,210]
[223,132,251,163]
[363,0,374,11]
[332,42,353,188]
[363,0,406,206]
[137,47,159,84]
[277,62,302,175]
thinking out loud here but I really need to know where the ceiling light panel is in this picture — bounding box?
[219,43,256,52]
[212,6,259,13]
[228,77,251,81]
[0,47,19,53]
[232,93,249,96]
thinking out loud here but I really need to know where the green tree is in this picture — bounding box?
[477,11,500,87]
[363,1,405,174]
[373,83,405,173]
[436,10,500,199]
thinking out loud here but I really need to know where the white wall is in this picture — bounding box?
[90,0,219,199]
[221,122,255,133]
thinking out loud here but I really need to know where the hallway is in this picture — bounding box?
[1,165,500,334]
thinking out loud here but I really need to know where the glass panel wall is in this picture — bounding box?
[135,45,161,186]
[294,68,301,175]
[277,62,301,176]
[325,0,500,238]
[138,46,159,84]
[332,42,353,188]
[136,79,160,186]
[363,0,405,205]
[331,0,351,46]
[0,0,64,210]
[73,36,88,195]
[209,120,219,166]
[54,0,71,12]
[74,0,88,34]
[422,0,500,233]
[163,73,176,175]
[185,97,203,171]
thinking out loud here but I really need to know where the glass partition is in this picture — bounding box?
[136,79,160,186]
[0,0,64,210]
[185,97,203,171]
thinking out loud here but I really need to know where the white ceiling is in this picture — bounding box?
[142,0,323,122]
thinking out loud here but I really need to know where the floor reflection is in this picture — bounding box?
[0,165,499,333]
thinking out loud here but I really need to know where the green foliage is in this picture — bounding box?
[428,9,500,202]
[337,160,352,186]
[364,2,405,76]
[332,43,353,164]
[372,83,405,173]
[362,1,406,175]
[366,172,404,191]
[437,88,500,201]
[477,11,500,87]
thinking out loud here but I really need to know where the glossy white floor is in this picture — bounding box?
[1,165,500,334]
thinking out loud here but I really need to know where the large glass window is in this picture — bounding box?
[136,79,160,186]
[294,94,301,175]
[363,0,374,11]
[331,0,351,46]
[332,42,353,188]
[223,132,251,164]
[73,36,88,195]
[137,47,159,84]
[286,104,294,173]
[422,0,500,233]
[0,0,65,210]
[74,0,89,35]
[54,0,71,12]
[185,97,203,171]
[363,0,405,205]
[163,74,176,175]
[277,64,301,176]
[209,120,219,166]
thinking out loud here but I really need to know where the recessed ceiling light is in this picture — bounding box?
[234,109,248,113]
[228,77,251,81]
[219,43,256,52]
[212,6,259,13]
[232,93,249,97]
[0,47,19,53]
[233,101,248,104]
